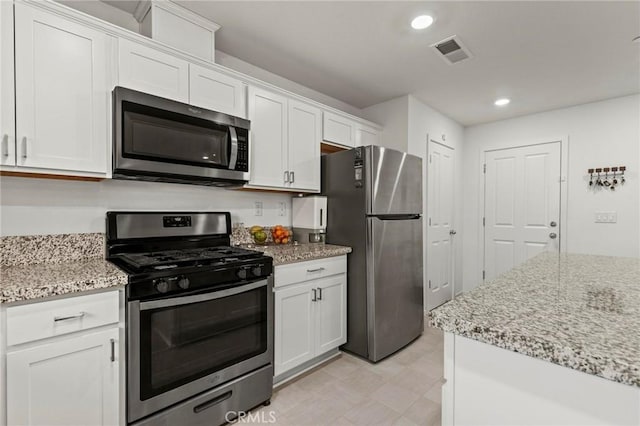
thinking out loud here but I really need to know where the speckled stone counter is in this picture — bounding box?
[0,233,127,304]
[1,258,127,304]
[430,252,640,387]
[239,243,351,265]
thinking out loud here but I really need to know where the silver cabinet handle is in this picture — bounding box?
[290,171,295,183]
[317,287,322,300]
[54,312,85,322]
[307,267,325,273]
[2,134,8,157]
[21,137,27,159]
[284,170,290,183]
[110,338,115,362]
[549,233,557,239]
[312,288,317,302]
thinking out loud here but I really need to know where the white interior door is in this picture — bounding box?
[484,142,561,281]
[426,141,455,311]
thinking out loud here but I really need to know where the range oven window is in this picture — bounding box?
[122,101,230,169]
[138,286,268,400]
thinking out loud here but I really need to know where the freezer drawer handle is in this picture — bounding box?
[193,391,233,414]
[307,267,325,273]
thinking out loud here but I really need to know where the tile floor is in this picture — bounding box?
[243,324,444,425]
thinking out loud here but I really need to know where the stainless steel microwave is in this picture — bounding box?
[113,87,250,187]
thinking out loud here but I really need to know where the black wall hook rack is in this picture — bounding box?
[587,166,626,191]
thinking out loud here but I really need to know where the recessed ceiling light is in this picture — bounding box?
[494,98,510,106]
[411,15,434,30]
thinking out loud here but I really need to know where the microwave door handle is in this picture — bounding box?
[139,279,267,310]
[228,126,238,170]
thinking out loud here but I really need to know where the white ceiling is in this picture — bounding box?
[106,1,640,126]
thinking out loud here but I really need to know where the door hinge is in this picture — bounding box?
[428,280,431,289]
[482,217,485,227]
[429,217,431,226]
[483,163,486,173]
[482,270,486,280]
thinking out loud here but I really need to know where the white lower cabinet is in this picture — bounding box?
[7,328,119,426]
[274,256,347,377]
[4,290,121,426]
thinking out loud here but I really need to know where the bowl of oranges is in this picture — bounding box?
[271,225,291,245]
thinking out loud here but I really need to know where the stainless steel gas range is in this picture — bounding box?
[106,211,273,426]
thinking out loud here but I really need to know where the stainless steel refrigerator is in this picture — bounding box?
[322,145,424,362]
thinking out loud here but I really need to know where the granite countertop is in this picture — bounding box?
[430,252,640,387]
[0,233,128,304]
[1,257,128,304]
[239,243,352,265]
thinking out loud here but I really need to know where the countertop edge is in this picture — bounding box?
[429,313,640,388]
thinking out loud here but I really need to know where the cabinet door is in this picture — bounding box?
[356,124,380,147]
[189,64,246,118]
[315,275,347,355]
[118,38,189,103]
[247,86,288,188]
[14,4,109,173]
[7,328,119,426]
[0,1,15,166]
[323,111,356,147]
[288,99,321,192]
[274,283,315,376]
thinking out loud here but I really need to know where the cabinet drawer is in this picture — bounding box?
[274,256,346,288]
[6,290,119,346]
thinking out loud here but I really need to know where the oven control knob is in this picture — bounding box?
[237,269,248,280]
[154,279,169,294]
[178,276,190,290]
[251,266,262,277]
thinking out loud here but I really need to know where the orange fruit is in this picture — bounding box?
[281,238,288,244]
[275,238,281,244]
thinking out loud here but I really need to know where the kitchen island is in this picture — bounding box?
[430,252,640,425]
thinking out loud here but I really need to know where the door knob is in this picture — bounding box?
[449,229,457,235]
[549,233,557,239]
[550,221,557,227]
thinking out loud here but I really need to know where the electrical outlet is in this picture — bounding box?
[278,202,286,217]
[595,211,617,223]
[254,201,263,216]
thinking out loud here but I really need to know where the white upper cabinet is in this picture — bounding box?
[355,123,381,147]
[247,86,289,188]
[247,86,321,192]
[118,38,189,103]
[13,3,109,174]
[288,100,321,192]
[1,1,15,166]
[323,111,356,147]
[189,64,246,118]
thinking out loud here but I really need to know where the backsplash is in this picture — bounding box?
[0,233,104,267]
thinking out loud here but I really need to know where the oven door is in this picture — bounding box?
[127,278,273,423]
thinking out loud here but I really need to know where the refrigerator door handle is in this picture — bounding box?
[368,214,421,221]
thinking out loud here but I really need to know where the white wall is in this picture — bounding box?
[407,96,465,299]
[362,95,409,152]
[462,94,640,291]
[56,1,140,32]
[0,177,291,236]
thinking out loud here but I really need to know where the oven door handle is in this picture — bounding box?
[139,279,267,311]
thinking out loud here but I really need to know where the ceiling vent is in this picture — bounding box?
[431,36,472,65]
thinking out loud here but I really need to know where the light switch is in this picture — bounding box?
[595,211,617,223]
